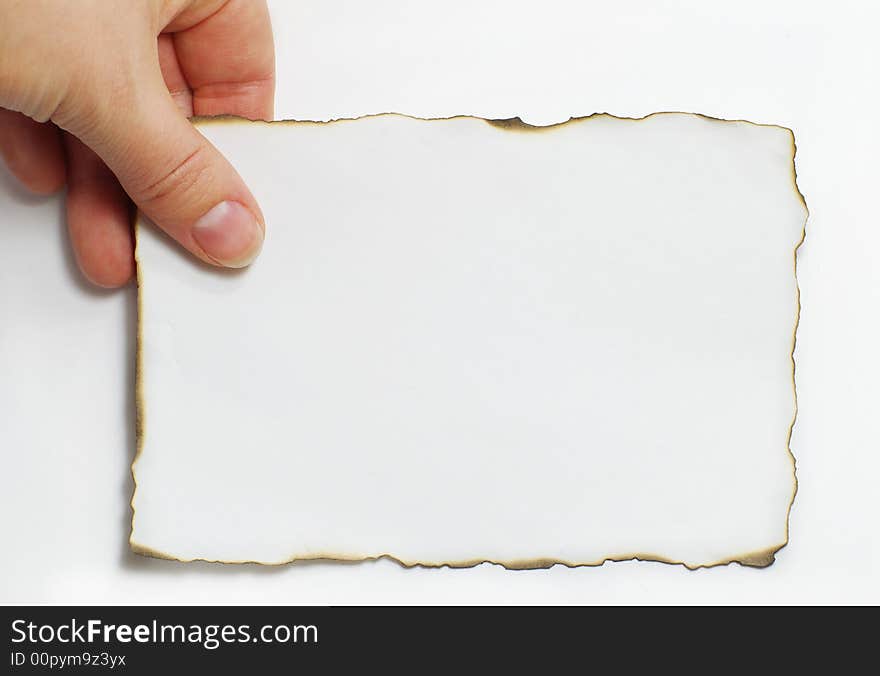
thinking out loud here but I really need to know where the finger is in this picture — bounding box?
[63,133,134,288]
[65,56,264,269]
[0,109,66,194]
[172,0,275,120]
[158,34,193,116]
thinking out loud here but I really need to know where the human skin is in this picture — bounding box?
[0,0,274,287]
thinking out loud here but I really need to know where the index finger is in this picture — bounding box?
[169,0,275,121]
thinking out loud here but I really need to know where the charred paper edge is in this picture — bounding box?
[131,111,808,570]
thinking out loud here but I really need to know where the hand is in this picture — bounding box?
[0,0,274,287]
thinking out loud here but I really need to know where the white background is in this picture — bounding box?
[1,0,877,604]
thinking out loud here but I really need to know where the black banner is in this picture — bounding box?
[1,605,862,671]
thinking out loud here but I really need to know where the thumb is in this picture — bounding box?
[63,64,264,269]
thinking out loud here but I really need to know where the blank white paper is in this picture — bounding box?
[132,113,806,568]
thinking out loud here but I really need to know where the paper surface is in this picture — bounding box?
[132,112,806,568]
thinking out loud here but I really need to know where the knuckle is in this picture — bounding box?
[133,143,212,207]
[0,73,68,123]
